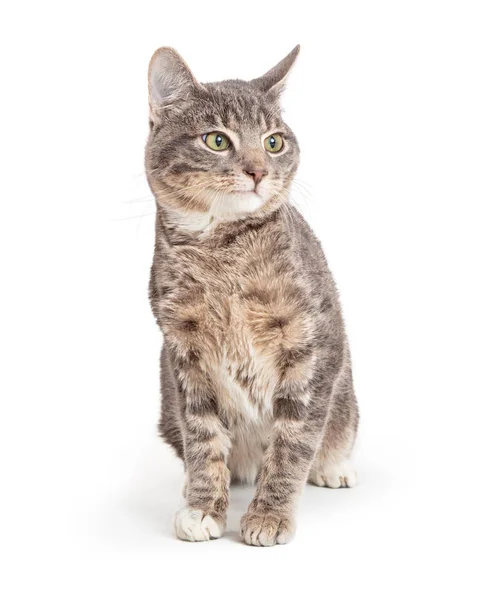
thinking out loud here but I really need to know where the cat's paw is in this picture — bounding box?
[309,460,357,489]
[240,512,295,547]
[175,508,225,542]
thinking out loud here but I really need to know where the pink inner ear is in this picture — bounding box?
[148,47,200,106]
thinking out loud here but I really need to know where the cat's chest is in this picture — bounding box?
[162,239,297,340]
[161,265,280,418]
[158,235,313,417]
[162,250,275,357]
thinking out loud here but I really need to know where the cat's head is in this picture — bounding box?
[145,46,300,227]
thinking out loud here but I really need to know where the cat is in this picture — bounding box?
[146,45,359,546]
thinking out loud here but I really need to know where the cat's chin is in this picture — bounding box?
[164,191,271,233]
[164,193,267,233]
[211,191,264,220]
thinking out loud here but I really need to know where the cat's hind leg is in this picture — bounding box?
[308,386,358,489]
[308,454,357,488]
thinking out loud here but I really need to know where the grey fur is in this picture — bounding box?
[145,46,358,545]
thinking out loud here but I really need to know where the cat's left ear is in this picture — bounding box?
[250,45,300,95]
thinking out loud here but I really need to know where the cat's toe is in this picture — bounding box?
[309,461,357,489]
[175,508,225,542]
[240,512,295,546]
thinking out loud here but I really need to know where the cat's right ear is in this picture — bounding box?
[250,45,300,96]
[148,47,203,117]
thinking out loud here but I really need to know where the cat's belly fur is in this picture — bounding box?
[204,292,282,483]
[210,353,275,484]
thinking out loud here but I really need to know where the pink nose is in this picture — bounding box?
[244,168,268,185]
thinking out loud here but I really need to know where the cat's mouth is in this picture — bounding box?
[227,180,267,198]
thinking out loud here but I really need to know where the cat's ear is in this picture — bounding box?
[148,47,203,111]
[250,45,300,95]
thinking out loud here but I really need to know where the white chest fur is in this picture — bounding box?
[211,352,275,484]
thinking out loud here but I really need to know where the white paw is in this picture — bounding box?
[174,508,225,542]
[310,461,357,489]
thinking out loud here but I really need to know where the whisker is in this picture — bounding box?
[123,196,155,204]
[110,212,156,222]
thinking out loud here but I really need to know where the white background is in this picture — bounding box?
[1,1,478,598]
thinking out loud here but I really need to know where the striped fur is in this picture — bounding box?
[146,46,359,545]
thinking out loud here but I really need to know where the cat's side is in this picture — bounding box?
[146,45,358,546]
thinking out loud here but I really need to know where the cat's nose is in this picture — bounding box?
[243,168,268,185]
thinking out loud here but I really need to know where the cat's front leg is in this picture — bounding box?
[240,382,324,546]
[174,366,231,542]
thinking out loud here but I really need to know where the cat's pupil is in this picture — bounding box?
[270,136,276,148]
[215,135,223,147]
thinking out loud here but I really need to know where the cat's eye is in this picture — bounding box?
[264,133,284,153]
[202,132,230,151]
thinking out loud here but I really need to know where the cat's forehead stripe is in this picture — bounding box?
[202,86,280,132]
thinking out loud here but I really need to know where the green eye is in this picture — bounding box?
[202,132,230,151]
[264,133,284,153]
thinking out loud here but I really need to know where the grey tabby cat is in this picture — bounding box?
[146,45,358,546]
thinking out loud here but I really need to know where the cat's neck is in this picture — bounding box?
[155,203,283,247]
[160,206,220,234]
[154,188,289,239]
